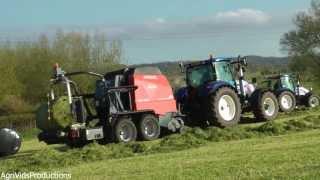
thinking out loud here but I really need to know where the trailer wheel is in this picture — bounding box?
[278,91,296,112]
[207,87,241,127]
[114,118,137,143]
[138,114,160,141]
[307,94,320,108]
[253,91,279,121]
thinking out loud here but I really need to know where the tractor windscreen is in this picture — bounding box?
[280,76,295,92]
[215,61,234,83]
[187,64,216,87]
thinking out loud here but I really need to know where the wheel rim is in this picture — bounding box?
[263,97,276,116]
[310,97,319,108]
[218,95,236,121]
[119,124,133,142]
[281,95,293,110]
[144,119,157,137]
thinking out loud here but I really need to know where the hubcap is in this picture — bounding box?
[218,95,236,121]
[310,97,320,108]
[119,124,132,142]
[264,98,276,116]
[144,119,157,137]
[281,95,293,110]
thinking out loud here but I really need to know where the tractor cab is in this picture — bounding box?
[267,74,296,93]
[185,58,235,89]
[280,75,296,92]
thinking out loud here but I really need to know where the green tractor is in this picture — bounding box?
[262,74,320,112]
[176,56,279,127]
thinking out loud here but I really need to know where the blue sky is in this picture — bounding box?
[0,0,312,64]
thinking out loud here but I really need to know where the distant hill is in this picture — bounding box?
[144,55,289,73]
[245,56,289,66]
[136,56,290,88]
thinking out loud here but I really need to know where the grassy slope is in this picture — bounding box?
[67,130,320,180]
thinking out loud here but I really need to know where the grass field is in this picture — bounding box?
[1,108,320,179]
[68,130,320,180]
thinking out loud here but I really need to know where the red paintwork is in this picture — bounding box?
[130,72,177,116]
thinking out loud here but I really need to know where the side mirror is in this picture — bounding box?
[241,57,248,67]
[179,62,185,73]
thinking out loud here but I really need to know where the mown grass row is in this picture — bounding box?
[1,109,320,172]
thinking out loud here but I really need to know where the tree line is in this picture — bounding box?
[0,30,123,115]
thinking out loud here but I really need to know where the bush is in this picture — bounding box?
[0,113,35,131]
[0,95,32,115]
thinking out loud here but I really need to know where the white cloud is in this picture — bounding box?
[215,9,271,24]
[155,18,166,24]
[0,9,276,42]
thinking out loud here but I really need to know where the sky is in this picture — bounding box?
[0,0,312,64]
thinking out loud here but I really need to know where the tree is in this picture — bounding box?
[281,0,320,80]
[0,30,123,108]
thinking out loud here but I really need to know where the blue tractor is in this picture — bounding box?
[176,56,279,127]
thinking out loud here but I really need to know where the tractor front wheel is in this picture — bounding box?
[114,118,137,143]
[138,114,160,141]
[253,91,279,121]
[307,94,320,108]
[207,87,241,127]
[278,91,296,112]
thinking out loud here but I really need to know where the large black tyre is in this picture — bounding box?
[113,118,137,143]
[278,91,296,112]
[253,91,279,121]
[306,94,320,108]
[138,114,160,141]
[206,87,241,127]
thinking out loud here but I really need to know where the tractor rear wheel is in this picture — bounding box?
[307,94,320,108]
[207,87,241,127]
[114,118,137,143]
[138,114,160,141]
[278,91,296,112]
[253,91,279,121]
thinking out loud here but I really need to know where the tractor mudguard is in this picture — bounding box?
[249,88,264,105]
[203,81,235,97]
[299,91,314,103]
[249,88,275,105]
[274,88,295,96]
